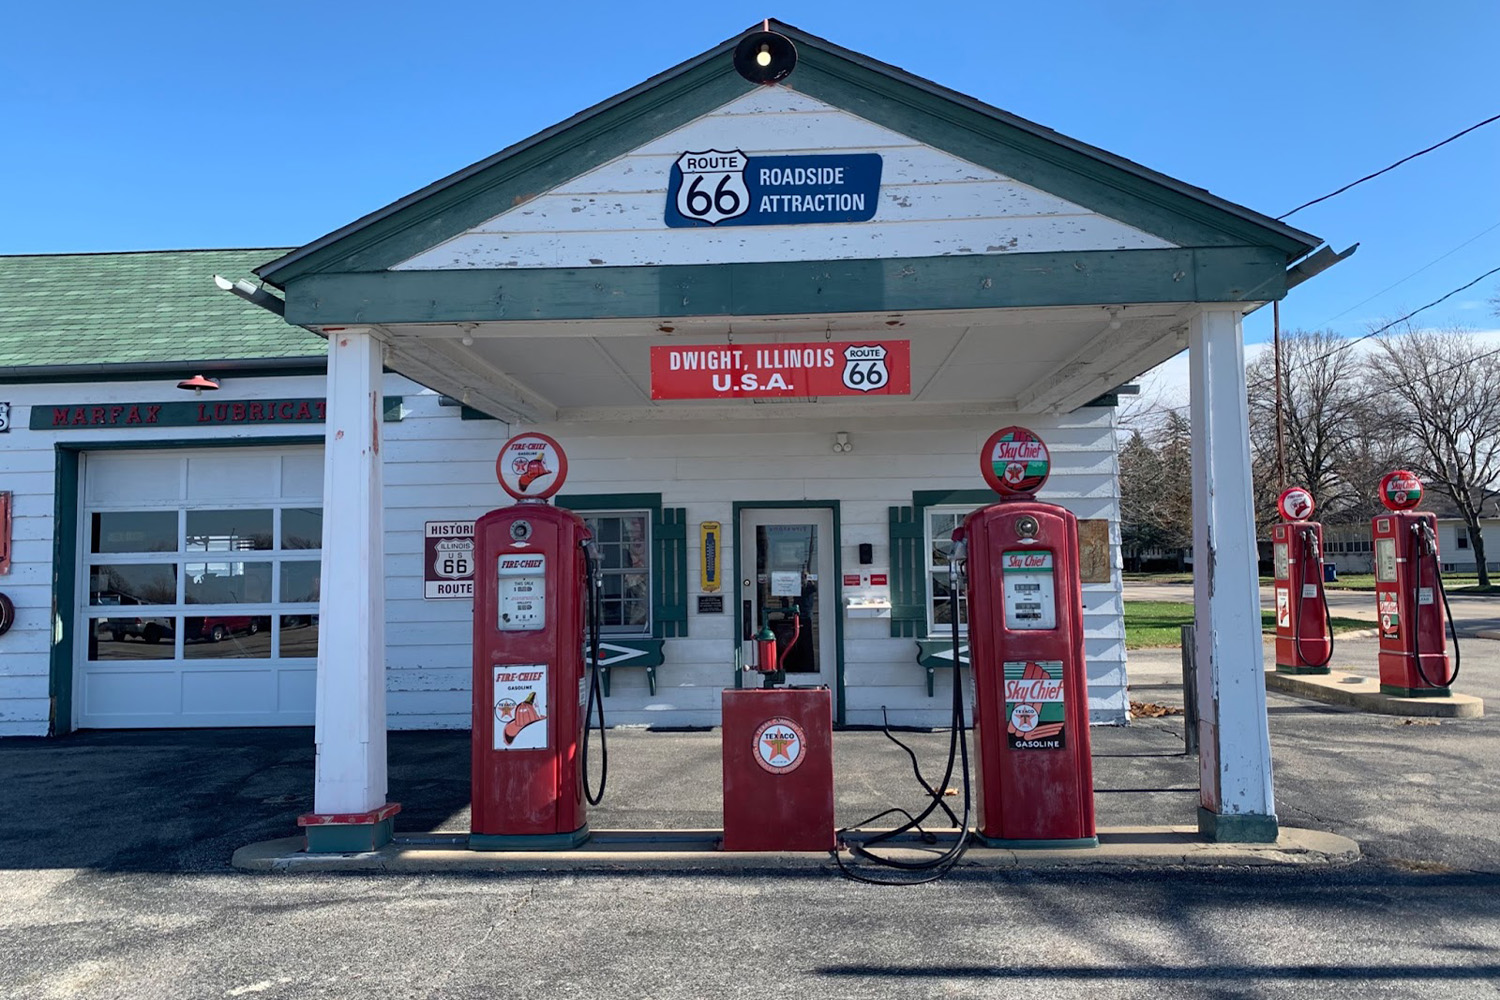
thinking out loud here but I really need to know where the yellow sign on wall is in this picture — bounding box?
[700,521,722,592]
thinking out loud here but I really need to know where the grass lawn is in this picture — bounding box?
[1123,600,1372,649]
[1325,573,1500,594]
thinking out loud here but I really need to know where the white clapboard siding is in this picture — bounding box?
[377,402,1128,730]
[393,88,1173,272]
[4,374,1129,734]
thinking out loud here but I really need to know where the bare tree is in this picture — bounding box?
[1246,329,1366,521]
[1367,326,1500,586]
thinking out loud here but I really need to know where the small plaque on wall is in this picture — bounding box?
[697,595,725,614]
[1077,519,1112,584]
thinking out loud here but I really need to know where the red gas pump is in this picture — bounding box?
[1272,486,1334,674]
[470,433,607,850]
[1373,470,1461,697]
[960,427,1096,847]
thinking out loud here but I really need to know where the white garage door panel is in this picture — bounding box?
[84,671,182,717]
[278,669,317,712]
[186,453,283,502]
[77,447,322,729]
[182,669,277,715]
[86,455,183,505]
[281,453,325,499]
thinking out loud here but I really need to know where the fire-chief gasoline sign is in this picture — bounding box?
[651,341,911,400]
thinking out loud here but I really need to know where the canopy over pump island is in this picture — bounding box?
[0,22,1350,856]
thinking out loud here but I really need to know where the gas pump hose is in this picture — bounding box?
[1410,523,1462,690]
[1294,529,1335,670]
[581,543,609,805]
[833,558,973,885]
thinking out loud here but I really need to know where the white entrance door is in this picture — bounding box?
[739,508,836,694]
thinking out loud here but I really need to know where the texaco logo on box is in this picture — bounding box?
[753,717,807,774]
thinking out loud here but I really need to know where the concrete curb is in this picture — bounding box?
[232,825,1360,873]
[1266,668,1485,718]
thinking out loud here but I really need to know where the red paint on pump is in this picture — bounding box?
[1373,510,1453,693]
[962,499,1095,843]
[471,503,593,840]
[1272,519,1333,672]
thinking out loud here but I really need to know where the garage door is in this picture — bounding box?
[79,447,323,728]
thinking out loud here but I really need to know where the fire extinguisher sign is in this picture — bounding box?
[424,521,476,599]
[493,664,549,751]
[1003,661,1067,750]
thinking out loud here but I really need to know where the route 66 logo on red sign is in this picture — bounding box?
[840,344,889,392]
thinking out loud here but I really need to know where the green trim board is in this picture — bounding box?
[304,817,396,853]
[281,246,1290,327]
[257,21,1316,290]
[731,500,846,727]
[47,435,324,736]
[48,448,80,736]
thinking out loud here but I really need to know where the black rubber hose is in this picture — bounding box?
[581,545,609,805]
[1294,529,1335,669]
[1409,522,1459,690]
[833,552,972,884]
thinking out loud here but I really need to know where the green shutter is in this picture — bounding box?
[889,505,926,638]
[654,507,689,638]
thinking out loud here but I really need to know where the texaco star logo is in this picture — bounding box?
[753,717,807,774]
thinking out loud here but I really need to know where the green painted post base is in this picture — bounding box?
[304,816,396,854]
[1276,663,1331,676]
[469,825,591,852]
[1198,807,1278,843]
[1380,684,1452,698]
[972,833,1098,850]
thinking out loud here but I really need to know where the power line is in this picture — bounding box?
[1247,262,1500,392]
[1311,218,1500,328]
[1278,112,1500,220]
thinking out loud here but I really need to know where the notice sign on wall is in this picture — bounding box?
[424,521,475,599]
[651,341,910,400]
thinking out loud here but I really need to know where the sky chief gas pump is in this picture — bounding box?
[1271,486,1334,674]
[959,427,1096,848]
[470,433,607,851]
[1372,470,1461,697]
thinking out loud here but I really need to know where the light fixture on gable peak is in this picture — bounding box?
[733,25,796,84]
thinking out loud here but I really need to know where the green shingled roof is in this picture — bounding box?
[0,248,324,371]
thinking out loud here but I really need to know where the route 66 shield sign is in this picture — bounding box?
[674,150,750,226]
[841,344,889,392]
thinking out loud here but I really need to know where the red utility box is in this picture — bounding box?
[721,687,836,852]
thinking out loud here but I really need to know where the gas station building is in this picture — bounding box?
[0,22,1341,843]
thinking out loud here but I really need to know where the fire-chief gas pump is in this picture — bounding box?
[1272,486,1334,674]
[960,426,1096,848]
[1372,470,1462,697]
[470,432,608,851]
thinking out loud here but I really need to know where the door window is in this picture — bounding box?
[755,523,818,673]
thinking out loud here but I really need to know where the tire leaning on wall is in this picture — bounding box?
[0,593,14,636]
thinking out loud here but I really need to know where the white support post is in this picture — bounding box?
[1188,307,1278,842]
[305,328,396,850]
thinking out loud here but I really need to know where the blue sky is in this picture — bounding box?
[5,0,1497,352]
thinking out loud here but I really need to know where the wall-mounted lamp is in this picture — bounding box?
[733,27,796,84]
[832,431,853,454]
[177,374,220,394]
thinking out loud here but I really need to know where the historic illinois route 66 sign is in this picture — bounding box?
[841,344,889,392]
[674,150,750,225]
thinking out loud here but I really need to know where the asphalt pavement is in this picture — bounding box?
[3,618,1498,996]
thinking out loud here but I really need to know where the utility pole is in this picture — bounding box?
[1273,300,1286,491]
